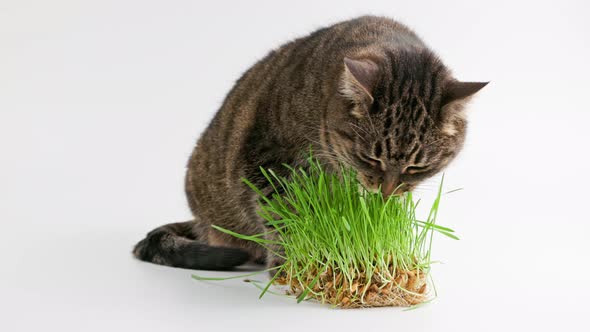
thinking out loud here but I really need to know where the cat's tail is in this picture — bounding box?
[132,220,250,270]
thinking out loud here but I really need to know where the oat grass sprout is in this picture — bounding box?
[194,156,457,308]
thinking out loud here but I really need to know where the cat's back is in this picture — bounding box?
[228,16,425,108]
[190,16,426,183]
[264,16,425,73]
[204,16,424,129]
[315,15,424,51]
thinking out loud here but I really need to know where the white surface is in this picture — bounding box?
[1,0,589,331]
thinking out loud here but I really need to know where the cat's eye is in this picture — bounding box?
[358,153,381,168]
[403,165,430,175]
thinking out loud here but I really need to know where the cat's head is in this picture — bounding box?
[324,50,487,197]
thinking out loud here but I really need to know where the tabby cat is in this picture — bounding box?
[133,16,487,271]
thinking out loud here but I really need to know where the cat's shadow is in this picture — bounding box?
[232,262,266,272]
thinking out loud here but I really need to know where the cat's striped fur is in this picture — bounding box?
[133,16,487,271]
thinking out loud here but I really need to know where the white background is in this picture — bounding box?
[1,0,589,331]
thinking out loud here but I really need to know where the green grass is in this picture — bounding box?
[198,155,457,308]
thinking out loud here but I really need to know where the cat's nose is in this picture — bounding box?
[381,177,401,198]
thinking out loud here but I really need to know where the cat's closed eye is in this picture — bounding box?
[402,165,430,175]
[358,153,382,168]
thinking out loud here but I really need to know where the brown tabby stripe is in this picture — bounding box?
[134,16,484,273]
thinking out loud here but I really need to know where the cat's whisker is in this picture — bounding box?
[348,122,373,137]
[348,126,369,144]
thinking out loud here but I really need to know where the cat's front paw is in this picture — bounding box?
[267,255,286,279]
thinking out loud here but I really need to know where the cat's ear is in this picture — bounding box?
[440,81,488,136]
[339,57,380,105]
[441,81,488,107]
